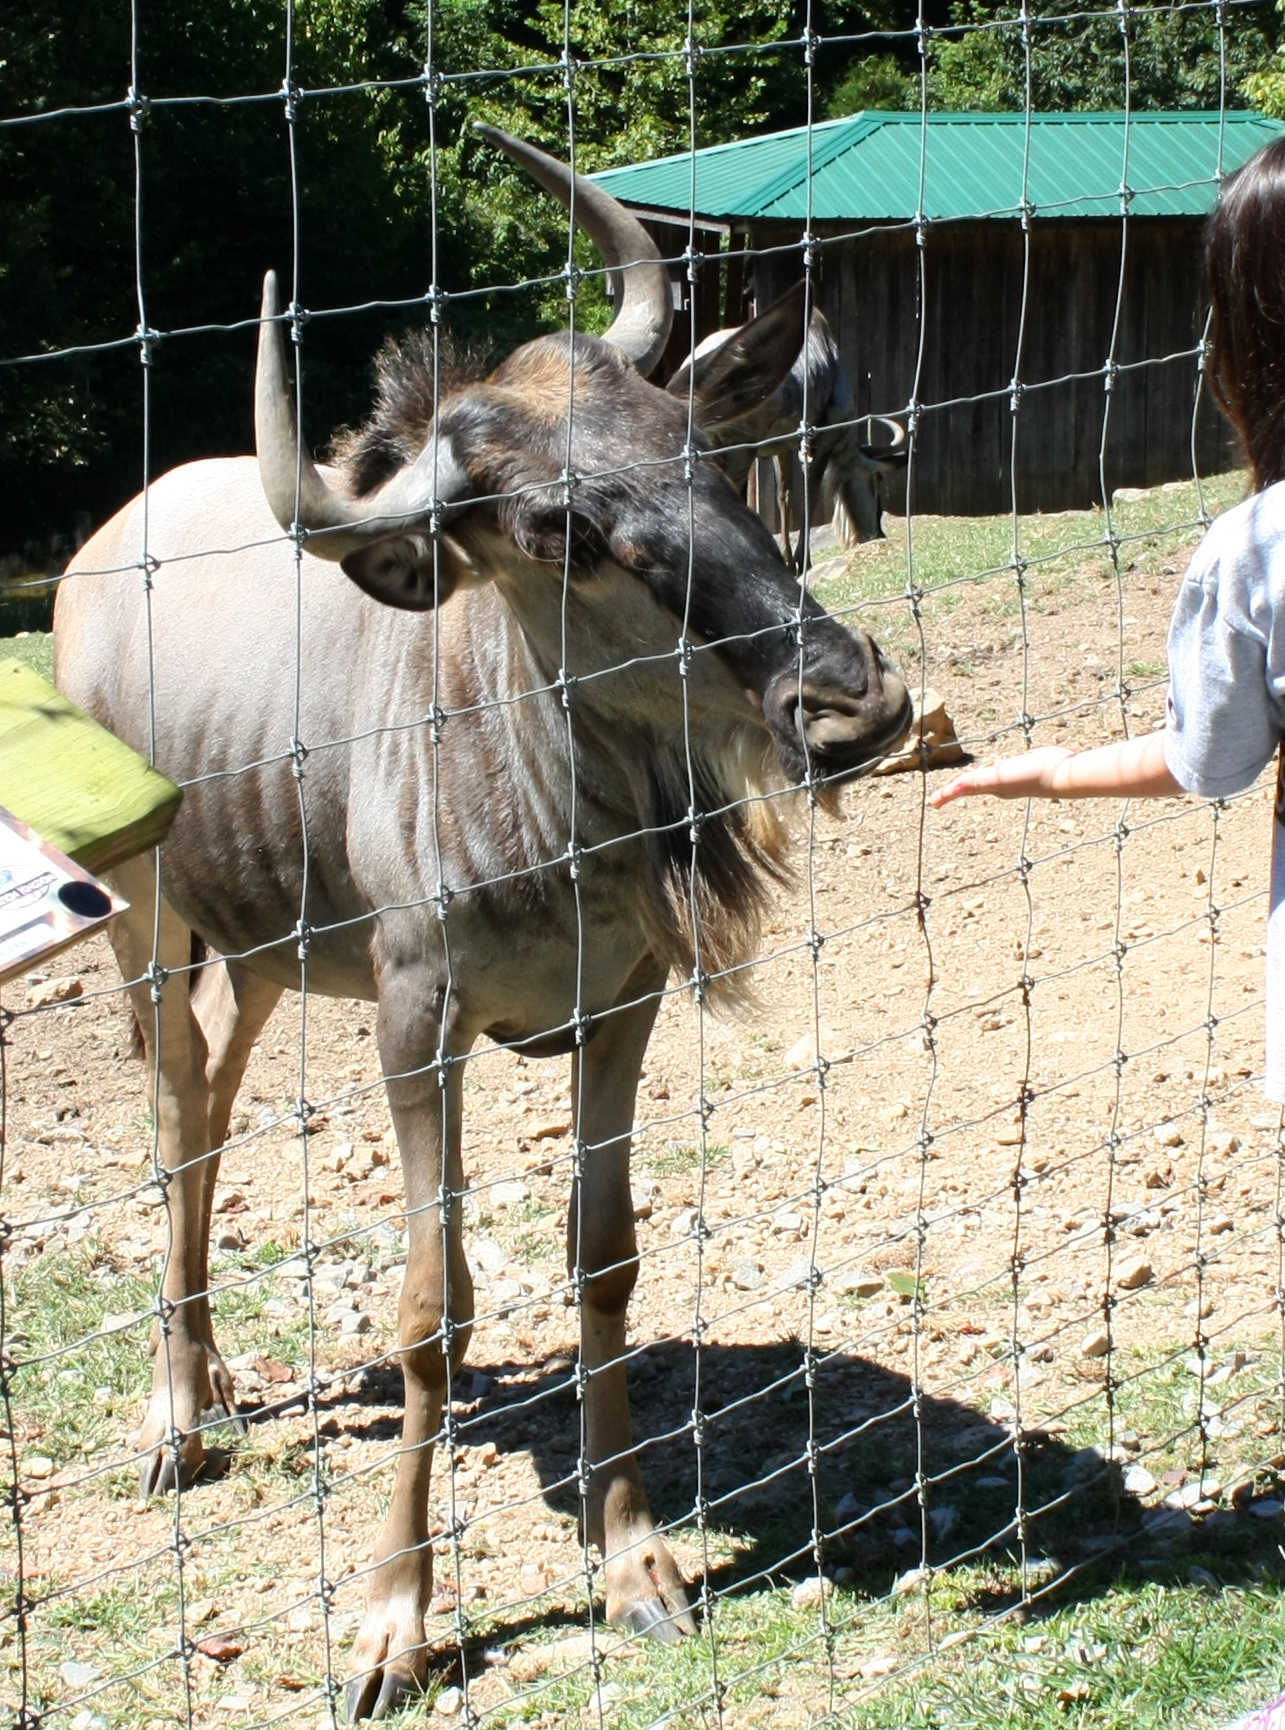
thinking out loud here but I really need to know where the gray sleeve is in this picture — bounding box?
[1164,536,1284,798]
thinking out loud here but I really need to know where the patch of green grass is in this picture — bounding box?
[7,1247,155,1474]
[5,1246,311,1474]
[646,1141,731,1179]
[480,1557,1285,1730]
[1128,658,1167,680]
[0,630,54,681]
[812,471,1250,641]
[510,1228,557,1264]
[20,1576,182,1725]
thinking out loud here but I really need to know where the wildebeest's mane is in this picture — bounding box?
[330,327,494,498]
[641,735,792,1010]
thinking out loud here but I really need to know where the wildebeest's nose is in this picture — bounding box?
[762,636,913,781]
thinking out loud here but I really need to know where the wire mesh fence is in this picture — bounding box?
[4,2,1285,1727]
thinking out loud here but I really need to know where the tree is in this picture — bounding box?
[825,0,1279,118]
[0,0,806,554]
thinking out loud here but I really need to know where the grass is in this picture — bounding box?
[646,1141,732,1179]
[0,630,53,681]
[812,470,1251,663]
[3,1245,313,1477]
[457,1558,1285,1729]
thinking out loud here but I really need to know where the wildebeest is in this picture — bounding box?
[668,302,907,570]
[55,125,910,1718]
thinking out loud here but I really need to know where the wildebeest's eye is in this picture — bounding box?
[511,507,609,574]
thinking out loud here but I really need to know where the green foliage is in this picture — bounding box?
[0,0,801,554]
[827,51,921,115]
[3,0,1279,564]
[1244,0,1285,115]
[827,0,1279,117]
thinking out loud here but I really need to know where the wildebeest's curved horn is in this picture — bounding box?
[255,271,374,558]
[475,123,673,376]
[857,416,907,458]
[256,270,472,559]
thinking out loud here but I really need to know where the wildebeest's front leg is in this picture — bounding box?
[108,856,231,1492]
[570,960,697,1641]
[346,975,474,1721]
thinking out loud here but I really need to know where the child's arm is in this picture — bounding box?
[930,731,1182,809]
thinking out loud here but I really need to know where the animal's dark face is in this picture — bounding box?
[338,330,911,785]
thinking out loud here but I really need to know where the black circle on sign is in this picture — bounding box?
[57,880,113,919]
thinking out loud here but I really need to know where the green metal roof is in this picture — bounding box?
[591,110,1284,223]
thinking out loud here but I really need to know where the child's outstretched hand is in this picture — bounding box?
[930,746,1074,809]
[930,732,1179,809]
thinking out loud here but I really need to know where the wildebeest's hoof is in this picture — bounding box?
[344,1662,425,1722]
[205,1349,248,1436]
[138,1433,208,1496]
[606,1540,697,1643]
[614,1593,694,1642]
[344,1593,430,1721]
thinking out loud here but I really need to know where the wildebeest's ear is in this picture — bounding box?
[340,532,475,611]
[666,281,808,426]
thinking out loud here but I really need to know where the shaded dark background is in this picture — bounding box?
[2,0,1278,568]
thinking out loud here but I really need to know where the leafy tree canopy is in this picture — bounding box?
[827,0,1278,116]
[2,0,1278,553]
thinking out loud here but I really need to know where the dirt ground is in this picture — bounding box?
[5,482,1285,1727]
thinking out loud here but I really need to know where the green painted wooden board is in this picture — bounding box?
[0,659,182,875]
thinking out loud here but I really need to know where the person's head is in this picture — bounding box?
[1206,136,1285,492]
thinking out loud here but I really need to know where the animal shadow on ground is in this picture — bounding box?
[331,1334,1285,1653]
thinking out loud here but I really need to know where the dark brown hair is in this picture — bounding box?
[1206,135,1285,492]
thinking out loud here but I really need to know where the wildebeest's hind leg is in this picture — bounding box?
[106,855,236,1493]
[345,974,474,1720]
[571,958,697,1641]
[188,957,284,1421]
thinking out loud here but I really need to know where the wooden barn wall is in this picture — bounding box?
[747,219,1238,517]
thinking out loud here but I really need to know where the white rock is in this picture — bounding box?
[1080,1330,1111,1359]
[929,1504,959,1541]
[1124,1464,1157,1497]
[434,1686,463,1716]
[790,1575,833,1610]
[1117,1258,1153,1291]
[100,1312,141,1335]
[28,976,84,1009]
[339,1310,371,1336]
[470,1240,506,1276]
[492,1182,530,1208]
[834,1272,882,1299]
[60,1661,100,1689]
[1153,1122,1184,1147]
